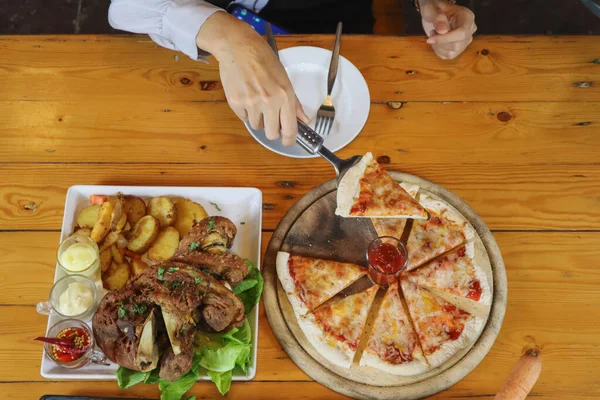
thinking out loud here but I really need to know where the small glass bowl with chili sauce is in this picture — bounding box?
[39,319,108,368]
[366,236,408,286]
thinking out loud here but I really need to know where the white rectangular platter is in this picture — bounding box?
[41,185,263,381]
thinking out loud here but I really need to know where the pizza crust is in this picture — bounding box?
[335,152,373,217]
[425,313,484,369]
[276,251,310,316]
[420,195,475,242]
[359,351,429,376]
[298,312,355,368]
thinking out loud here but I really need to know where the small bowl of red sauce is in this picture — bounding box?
[38,319,108,368]
[366,236,408,286]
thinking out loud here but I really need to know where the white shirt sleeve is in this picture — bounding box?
[108,0,225,61]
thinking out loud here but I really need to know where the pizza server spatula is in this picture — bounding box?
[265,22,362,186]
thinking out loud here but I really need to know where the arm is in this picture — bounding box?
[416,0,477,59]
[109,0,308,146]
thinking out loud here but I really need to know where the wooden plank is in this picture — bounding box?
[2,100,599,165]
[373,0,404,35]
[0,382,351,400]
[1,163,599,231]
[2,231,599,400]
[1,36,599,102]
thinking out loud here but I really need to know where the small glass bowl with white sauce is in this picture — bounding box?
[36,274,98,321]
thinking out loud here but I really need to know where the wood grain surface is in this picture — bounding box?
[2,34,600,399]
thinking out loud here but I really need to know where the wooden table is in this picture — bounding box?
[1,34,599,399]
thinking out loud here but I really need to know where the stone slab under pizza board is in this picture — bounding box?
[263,172,507,400]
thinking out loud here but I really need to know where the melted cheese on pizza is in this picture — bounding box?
[401,281,472,355]
[364,283,422,364]
[350,158,427,218]
[289,255,367,311]
[406,244,484,301]
[371,183,420,238]
[406,207,467,271]
[312,286,378,351]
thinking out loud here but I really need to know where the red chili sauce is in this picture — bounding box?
[368,242,407,285]
[51,327,91,363]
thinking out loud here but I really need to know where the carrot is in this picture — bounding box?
[124,249,142,260]
[89,194,108,205]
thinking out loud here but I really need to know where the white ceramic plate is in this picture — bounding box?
[41,185,263,381]
[246,46,370,158]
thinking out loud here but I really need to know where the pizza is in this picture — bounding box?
[400,280,483,369]
[336,152,428,219]
[405,195,474,271]
[405,242,492,307]
[276,252,367,316]
[359,283,428,375]
[298,285,379,368]
[371,183,420,238]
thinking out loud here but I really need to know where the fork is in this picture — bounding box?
[315,21,343,137]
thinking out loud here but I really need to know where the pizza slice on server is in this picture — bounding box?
[405,195,475,271]
[400,280,484,369]
[359,283,428,375]
[405,242,492,307]
[298,285,379,368]
[276,252,367,316]
[371,183,420,238]
[336,152,428,219]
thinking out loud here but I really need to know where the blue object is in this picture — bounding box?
[230,5,290,34]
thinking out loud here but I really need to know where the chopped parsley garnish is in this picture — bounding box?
[240,221,245,225]
[117,302,127,319]
[157,267,165,281]
[203,268,211,275]
[167,267,179,274]
[195,276,203,285]
[179,325,187,334]
[207,220,215,229]
[209,202,222,211]
[133,304,147,315]
[189,241,200,251]
[165,280,184,290]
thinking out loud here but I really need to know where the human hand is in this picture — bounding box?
[419,0,477,60]
[196,12,308,146]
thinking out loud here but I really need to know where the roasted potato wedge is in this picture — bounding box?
[131,258,150,276]
[173,199,208,237]
[147,227,180,263]
[127,215,160,254]
[123,195,147,226]
[99,231,120,252]
[91,201,114,243]
[100,248,112,273]
[103,261,131,290]
[77,205,101,229]
[72,227,92,237]
[148,197,177,228]
[111,244,125,264]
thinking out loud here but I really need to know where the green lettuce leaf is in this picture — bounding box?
[207,370,233,396]
[236,260,264,314]
[199,342,251,373]
[116,366,147,389]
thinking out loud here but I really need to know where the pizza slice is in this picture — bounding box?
[405,242,492,307]
[406,195,474,271]
[276,252,367,316]
[336,152,428,219]
[400,280,483,369]
[299,285,379,368]
[359,283,429,375]
[371,182,420,238]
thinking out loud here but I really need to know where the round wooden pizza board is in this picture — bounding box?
[263,172,507,400]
